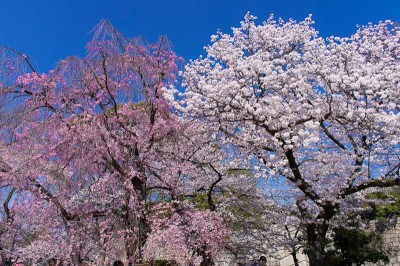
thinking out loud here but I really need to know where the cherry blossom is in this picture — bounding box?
[167,14,400,266]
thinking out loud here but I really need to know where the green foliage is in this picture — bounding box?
[227,169,253,176]
[325,227,389,266]
[367,188,400,221]
[191,193,210,210]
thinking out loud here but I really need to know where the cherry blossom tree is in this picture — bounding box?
[166,13,400,266]
[0,21,230,265]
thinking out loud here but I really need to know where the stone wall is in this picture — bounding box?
[364,217,400,266]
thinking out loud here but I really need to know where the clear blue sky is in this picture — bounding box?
[0,0,399,72]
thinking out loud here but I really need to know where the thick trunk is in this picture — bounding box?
[125,216,149,264]
[138,215,149,262]
[126,176,149,264]
[125,224,136,263]
[306,221,329,266]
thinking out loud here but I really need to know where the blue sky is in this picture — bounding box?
[0,0,399,72]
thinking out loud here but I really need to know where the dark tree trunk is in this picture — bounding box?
[306,221,330,266]
[126,174,149,264]
[125,209,149,264]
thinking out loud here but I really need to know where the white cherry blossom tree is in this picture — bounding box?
[166,14,400,266]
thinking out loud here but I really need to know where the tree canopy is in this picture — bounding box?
[0,14,399,266]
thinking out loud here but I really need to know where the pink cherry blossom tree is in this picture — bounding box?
[166,14,400,266]
[0,21,230,265]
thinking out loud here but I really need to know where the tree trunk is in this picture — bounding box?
[125,222,136,263]
[198,245,214,266]
[126,175,150,264]
[291,249,300,266]
[124,207,149,264]
[306,221,329,266]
